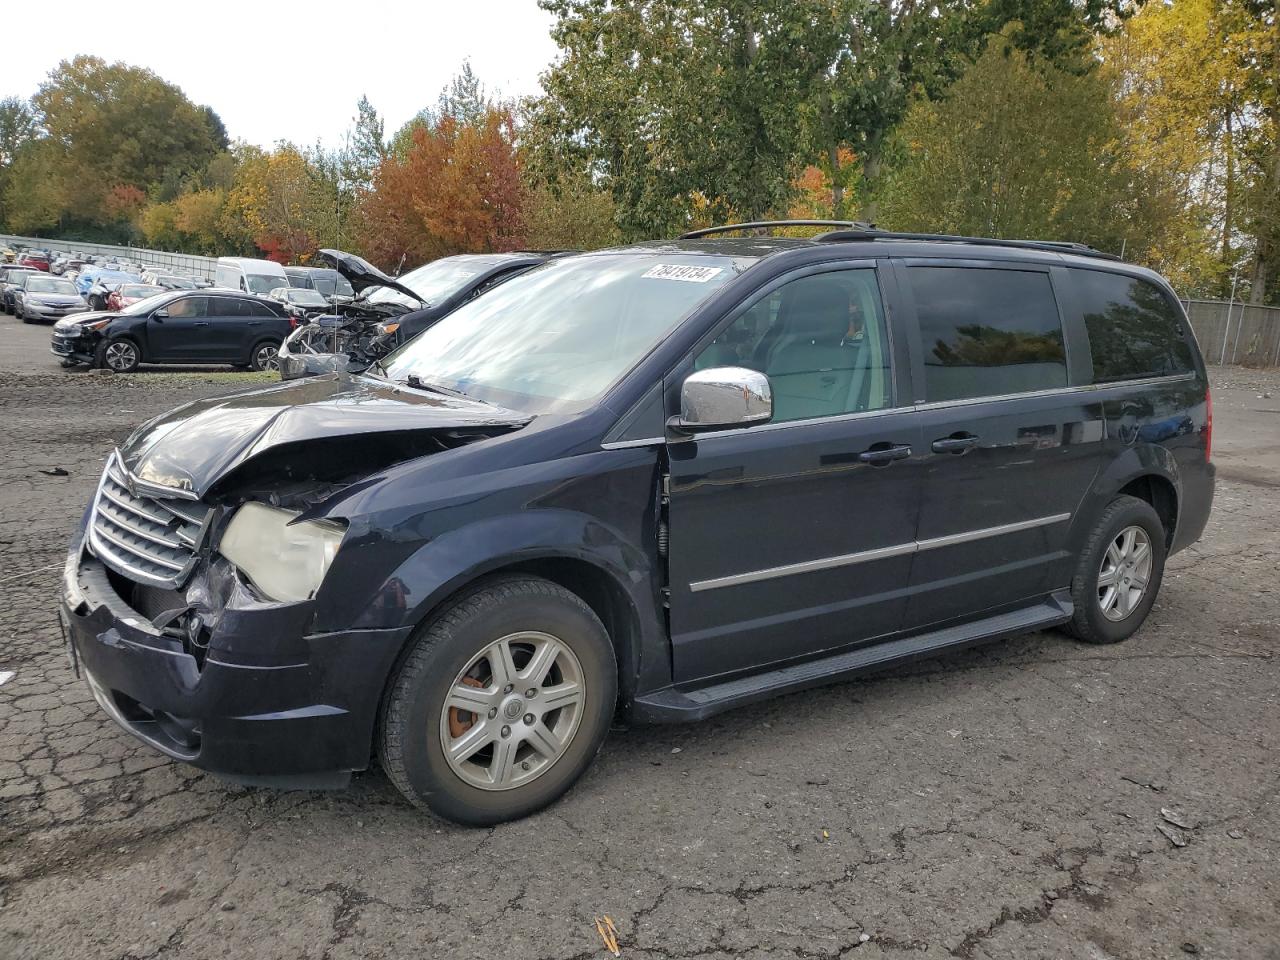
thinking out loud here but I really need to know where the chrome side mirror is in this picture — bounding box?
[673,366,772,434]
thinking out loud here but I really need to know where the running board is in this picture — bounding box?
[632,592,1073,723]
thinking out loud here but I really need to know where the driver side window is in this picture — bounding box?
[693,268,892,423]
[166,296,207,318]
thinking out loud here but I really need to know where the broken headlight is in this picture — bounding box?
[217,502,346,602]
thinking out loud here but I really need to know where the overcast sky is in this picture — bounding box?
[3,0,560,149]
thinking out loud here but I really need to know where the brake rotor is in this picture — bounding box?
[447,675,486,738]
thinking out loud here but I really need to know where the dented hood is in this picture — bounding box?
[119,374,529,497]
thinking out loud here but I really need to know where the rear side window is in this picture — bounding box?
[907,267,1067,402]
[1070,270,1194,382]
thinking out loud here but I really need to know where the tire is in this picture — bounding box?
[249,340,281,372]
[379,575,617,826]
[17,305,27,322]
[1065,495,1167,644]
[95,337,141,374]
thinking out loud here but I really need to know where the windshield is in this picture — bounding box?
[246,274,282,294]
[289,289,329,306]
[121,284,160,298]
[365,257,494,308]
[381,254,739,414]
[28,277,77,295]
[313,275,354,297]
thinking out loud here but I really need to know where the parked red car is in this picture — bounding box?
[106,284,164,312]
[17,251,50,272]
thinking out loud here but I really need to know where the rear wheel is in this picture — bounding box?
[1066,495,1167,644]
[96,337,141,373]
[249,340,280,372]
[379,576,617,825]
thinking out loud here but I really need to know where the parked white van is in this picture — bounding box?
[214,257,289,295]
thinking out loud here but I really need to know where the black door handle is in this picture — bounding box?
[193,321,210,327]
[858,443,912,465]
[931,434,980,454]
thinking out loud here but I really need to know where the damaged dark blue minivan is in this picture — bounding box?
[60,224,1215,825]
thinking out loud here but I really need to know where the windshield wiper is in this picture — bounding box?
[397,373,477,401]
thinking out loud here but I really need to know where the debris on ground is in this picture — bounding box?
[1161,808,1198,830]
[594,916,620,957]
[1121,775,1165,792]
[38,467,69,476]
[1227,829,1244,839]
[1157,824,1188,848]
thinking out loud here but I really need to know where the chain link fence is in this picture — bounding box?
[1181,298,1280,369]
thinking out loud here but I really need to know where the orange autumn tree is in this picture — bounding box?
[356,106,526,270]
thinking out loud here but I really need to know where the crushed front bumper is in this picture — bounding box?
[60,546,411,788]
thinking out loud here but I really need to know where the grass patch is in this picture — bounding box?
[125,371,278,386]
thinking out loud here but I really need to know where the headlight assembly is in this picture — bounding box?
[217,502,346,602]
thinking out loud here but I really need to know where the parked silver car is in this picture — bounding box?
[16,275,90,323]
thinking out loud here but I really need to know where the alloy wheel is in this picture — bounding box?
[254,344,280,371]
[103,341,138,372]
[1097,525,1153,621]
[438,631,586,791]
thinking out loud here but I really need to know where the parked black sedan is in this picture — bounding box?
[51,289,293,373]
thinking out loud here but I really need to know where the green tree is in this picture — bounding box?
[0,97,37,167]
[33,56,220,222]
[877,35,1136,254]
[0,96,39,229]
[534,0,846,237]
[343,95,385,193]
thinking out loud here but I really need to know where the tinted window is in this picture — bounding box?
[166,296,208,318]
[246,299,279,317]
[908,267,1066,402]
[1070,270,1194,382]
[695,269,893,422]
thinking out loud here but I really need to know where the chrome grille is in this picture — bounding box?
[88,454,213,588]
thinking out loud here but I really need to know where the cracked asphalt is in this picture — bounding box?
[2,314,1278,960]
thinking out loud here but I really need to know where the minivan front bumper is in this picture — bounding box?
[60,547,410,788]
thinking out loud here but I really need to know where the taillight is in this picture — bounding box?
[1204,387,1212,462]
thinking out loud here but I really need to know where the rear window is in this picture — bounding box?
[1070,270,1195,382]
[907,266,1067,402]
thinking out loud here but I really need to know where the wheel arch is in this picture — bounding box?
[1070,445,1182,555]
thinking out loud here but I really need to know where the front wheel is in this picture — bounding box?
[1066,495,1167,644]
[379,576,617,825]
[96,338,141,373]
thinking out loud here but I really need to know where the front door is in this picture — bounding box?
[894,261,1103,630]
[147,296,211,360]
[666,265,922,684]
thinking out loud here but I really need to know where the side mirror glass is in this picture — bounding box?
[673,366,772,434]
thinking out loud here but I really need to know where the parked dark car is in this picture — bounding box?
[50,289,293,372]
[277,249,557,379]
[0,266,38,312]
[59,225,1213,826]
[15,274,90,323]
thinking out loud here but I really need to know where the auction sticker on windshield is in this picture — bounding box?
[642,264,724,283]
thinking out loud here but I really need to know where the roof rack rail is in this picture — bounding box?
[812,229,1121,261]
[680,219,876,240]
